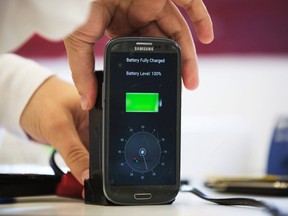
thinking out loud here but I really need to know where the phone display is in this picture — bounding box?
[103,37,181,204]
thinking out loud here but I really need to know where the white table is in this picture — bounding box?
[1,191,288,216]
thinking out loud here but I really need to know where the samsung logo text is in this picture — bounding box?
[134,46,154,51]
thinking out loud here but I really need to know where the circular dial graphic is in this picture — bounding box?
[124,131,161,173]
[118,125,168,179]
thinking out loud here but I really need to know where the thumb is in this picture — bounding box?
[50,123,89,185]
[64,38,97,110]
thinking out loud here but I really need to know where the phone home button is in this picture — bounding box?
[134,193,152,200]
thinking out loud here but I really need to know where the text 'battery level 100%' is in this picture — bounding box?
[118,125,168,180]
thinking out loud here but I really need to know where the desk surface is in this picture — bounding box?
[1,192,287,216]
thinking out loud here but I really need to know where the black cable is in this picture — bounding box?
[181,186,287,216]
[49,149,64,177]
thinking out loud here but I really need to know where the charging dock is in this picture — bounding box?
[84,71,112,205]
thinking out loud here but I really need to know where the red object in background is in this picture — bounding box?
[195,0,288,54]
[14,0,288,58]
[56,172,83,199]
[14,34,108,58]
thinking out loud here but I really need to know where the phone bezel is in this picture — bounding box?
[102,37,181,205]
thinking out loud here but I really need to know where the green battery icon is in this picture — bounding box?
[126,92,159,112]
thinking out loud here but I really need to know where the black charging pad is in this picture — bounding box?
[84,71,111,205]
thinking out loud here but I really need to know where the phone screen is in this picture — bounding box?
[105,42,180,187]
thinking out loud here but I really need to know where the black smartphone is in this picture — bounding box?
[102,37,181,205]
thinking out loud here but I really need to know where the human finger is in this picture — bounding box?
[48,116,89,185]
[64,1,111,110]
[138,21,168,38]
[156,1,199,89]
[127,0,166,27]
[64,40,97,110]
[172,0,214,44]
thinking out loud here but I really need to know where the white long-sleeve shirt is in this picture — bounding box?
[0,54,53,138]
[0,0,90,137]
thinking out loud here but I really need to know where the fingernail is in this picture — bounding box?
[80,96,88,110]
[82,188,85,199]
[80,169,89,184]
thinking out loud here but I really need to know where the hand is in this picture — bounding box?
[64,0,214,110]
[20,76,89,185]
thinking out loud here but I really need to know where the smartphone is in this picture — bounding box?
[205,175,288,196]
[102,37,181,205]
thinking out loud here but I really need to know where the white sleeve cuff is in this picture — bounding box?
[0,54,54,138]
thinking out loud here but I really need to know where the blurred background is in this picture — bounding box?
[1,0,288,183]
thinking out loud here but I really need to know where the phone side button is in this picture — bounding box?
[134,193,152,200]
